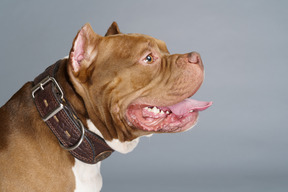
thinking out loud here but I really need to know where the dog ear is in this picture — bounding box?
[105,21,121,36]
[69,23,100,80]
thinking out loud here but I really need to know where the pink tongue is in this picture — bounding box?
[168,99,212,116]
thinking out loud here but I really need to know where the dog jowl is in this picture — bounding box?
[0,22,212,191]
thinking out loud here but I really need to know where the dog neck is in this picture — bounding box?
[86,119,139,154]
[32,60,114,164]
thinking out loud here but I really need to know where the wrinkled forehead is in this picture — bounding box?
[127,33,169,53]
[102,33,169,55]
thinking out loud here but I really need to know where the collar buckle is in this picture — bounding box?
[32,76,64,122]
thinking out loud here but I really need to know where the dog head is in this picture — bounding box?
[67,22,212,142]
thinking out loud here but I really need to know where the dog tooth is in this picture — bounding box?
[190,110,194,112]
[151,107,157,113]
[166,111,170,114]
[160,110,164,114]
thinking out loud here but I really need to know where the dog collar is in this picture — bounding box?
[31,60,114,164]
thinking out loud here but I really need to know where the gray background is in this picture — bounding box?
[0,0,287,191]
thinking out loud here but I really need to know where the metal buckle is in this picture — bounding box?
[32,76,84,151]
[32,76,64,99]
[59,119,85,151]
[32,76,64,122]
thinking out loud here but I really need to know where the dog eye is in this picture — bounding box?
[144,54,154,64]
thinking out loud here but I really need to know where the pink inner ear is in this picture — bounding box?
[71,31,86,72]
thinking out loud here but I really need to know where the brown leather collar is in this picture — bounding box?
[31,60,114,164]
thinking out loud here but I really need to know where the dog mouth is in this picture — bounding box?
[126,98,212,133]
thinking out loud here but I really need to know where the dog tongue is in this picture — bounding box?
[167,99,212,116]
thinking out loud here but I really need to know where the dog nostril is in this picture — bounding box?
[188,52,200,64]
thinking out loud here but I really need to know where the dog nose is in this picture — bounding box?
[188,52,199,64]
[187,52,203,69]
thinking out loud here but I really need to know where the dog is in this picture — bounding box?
[0,22,212,192]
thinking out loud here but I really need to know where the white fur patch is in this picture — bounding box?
[86,119,139,154]
[106,138,139,154]
[73,159,102,192]
[72,119,144,192]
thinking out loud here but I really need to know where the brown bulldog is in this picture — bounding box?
[0,22,212,192]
